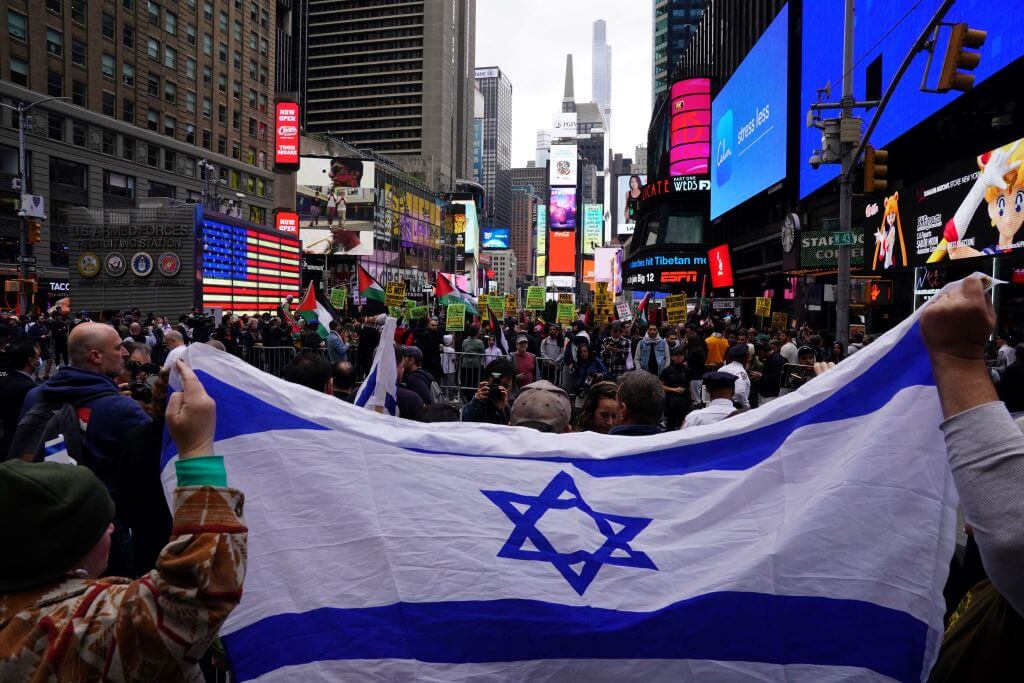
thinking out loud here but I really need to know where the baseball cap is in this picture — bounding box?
[403,345,423,361]
[516,335,529,344]
[509,380,572,433]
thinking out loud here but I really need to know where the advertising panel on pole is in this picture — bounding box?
[707,244,734,288]
[552,112,577,138]
[548,229,577,275]
[864,135,1024,270]
[710,4,788,220]
[669,78,712,177]
[549,145,578,186]
[274,102,300,171]
[549,187,577,229]
[616,174,647,236]
[582,204,603,255]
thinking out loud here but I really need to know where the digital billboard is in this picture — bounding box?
[552,112,578,138]
[582,203,603,255]
[296,156,375,190]
[296,156,375,256]
[708,244,734,288]
[481,228,511,249]
[670,79,712,176]
[274,102,300,171]
[548,229,577,275]
[617,174,646,236]
[801,2,1024,199]
[549,145,578,186]
[452,199,480,254]
[865,136,1024,270]
[710,4,788,220]
[549,186,577,229]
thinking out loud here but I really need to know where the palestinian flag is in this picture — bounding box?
[487,301,509,355]
[635,292,652,327]
[358,265,386,303]
[295,283,334,340]
[435,271,478,315]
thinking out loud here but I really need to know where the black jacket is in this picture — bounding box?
[403,368,435,405]
[0,371,36,458]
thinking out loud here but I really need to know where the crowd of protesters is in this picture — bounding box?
[0,280,1022,679]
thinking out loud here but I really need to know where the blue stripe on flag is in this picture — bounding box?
[354,368,377,408]
[160,370,331,467]
[224,592,928,682]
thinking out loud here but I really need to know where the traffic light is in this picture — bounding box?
[863,146,889,194]
[937,23,986,92]
[27,221,41,244]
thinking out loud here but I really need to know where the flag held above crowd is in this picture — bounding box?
[162,296,959,681]
[293,283,334,340]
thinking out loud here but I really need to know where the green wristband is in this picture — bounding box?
[175,456,228,487]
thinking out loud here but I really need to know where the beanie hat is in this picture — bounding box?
[0,460,115,593]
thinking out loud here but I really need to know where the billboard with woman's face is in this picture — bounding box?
[617,174,646,236]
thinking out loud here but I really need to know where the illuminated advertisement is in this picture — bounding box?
[617,174,646,236]
[801,3,1024,199]
[670,78,712,176]
[274,102,300,171]
[297,156,376,190]
[536,205,547,255]
[481,228,511,249]
[536,254,546,278]
[549,186,577,229]
[622,251,708,292]
[295,156,376,256]
[275,211,298,235]
[582,203,603,255]
[549,145,578,186]
[548,229,577,275]
[552,112,577,138]
[452,199,480,254]
[711,4,788,220]
[581,257,595,286]
[865,136,1024,269]
[708,244,734,288]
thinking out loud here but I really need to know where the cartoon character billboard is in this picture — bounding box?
[866,137,1024,269]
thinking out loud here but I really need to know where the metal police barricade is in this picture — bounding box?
[535,357,560,385]
[241,346,296,377]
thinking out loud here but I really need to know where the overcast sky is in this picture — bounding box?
[475,1,653,167]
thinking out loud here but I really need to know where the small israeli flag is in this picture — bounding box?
[43,435,76,465]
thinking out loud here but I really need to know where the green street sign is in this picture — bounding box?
[832,231,857,246]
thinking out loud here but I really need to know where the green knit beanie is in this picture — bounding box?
[0,460,115,593]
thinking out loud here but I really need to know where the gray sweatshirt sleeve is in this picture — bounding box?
[940,401,1024,615]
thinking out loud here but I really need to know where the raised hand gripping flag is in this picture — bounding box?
[353,315,398,416]
[162,280,971,682]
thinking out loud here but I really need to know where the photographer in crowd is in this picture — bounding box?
[462,357,515,425]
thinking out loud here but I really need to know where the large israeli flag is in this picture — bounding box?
[161,281,968,682]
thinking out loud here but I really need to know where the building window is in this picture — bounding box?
[147,74,159,97]
[104,171,135,198]
[202,129,211,149]
[248,117,256,136]
[50,159,88,188]
[218,10,227,31]
[123,63,135,87]
[164,150,175,172]
[71,0,87,26]
[72,80,88,106]
[233,19,242,41]
[259,67,268,85]
[72,121,87,147]
[202,33,212,56]
[217,104,226,124]
[247,89,257,107]
[202,65,212,87]
[165,11,176,35]
[186,57,197,80]
[249,206,264,224]
[218,74,227,93]
[122,99,135,123]
[259,37,268,56]
[102,131,115,156]
[163,115,175,137]
[232,80,241,100]
[256,178,265,197]
[249,2,257,21]
[147,1,160,26]
[248,32,256,50]
[232,51,241,70]
[149,181,175,197]
[217,136,225,155]
[260,8,269,29]
[123,24,135,49]
[231,144,239,160]
[102,13,116,40]
[147,145,159,167]
[186,23,196,45]
[123,0,135,10]
[10,58,28,87]
[258,94,267,112]
[231,111,240,129]
[245,175,254,193]
[48,115,65,141]
[257,121,266,140]
[248,59,257,80]
[186,91,196,113]
[8,10,27,41]
[202,2,213,22]
[102,91,116,117]
[47,71,63,97]
[147,38,159,60]
[246,148,255,165]
[146,110,158,131]
[218,42,227,64]
[185,124,195,144]
[101,53,116,80]
[47,29,64,57]
[202,97,211,118]
[163,82,176,104]
[122,138,135,160]
[47,0,63,14]
[183,157,196,178]
[72,39,88,67]
[164,46,176,69]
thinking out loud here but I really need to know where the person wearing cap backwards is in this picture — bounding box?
[0,359,247,680]
[509,380,573,433]
[512,335,537,388]
[400,345,436,406]
[719,343,752,409]
[683,372,738,428]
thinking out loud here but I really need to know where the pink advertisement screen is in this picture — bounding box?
[669,78,712,176]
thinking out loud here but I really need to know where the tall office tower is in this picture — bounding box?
[305,0,476,191]
[592,20,612,132]
[0,0,281,302]
[474,66,512,229]
[509,185,541,277]
[652,0,705,101]
[535,129,551,166]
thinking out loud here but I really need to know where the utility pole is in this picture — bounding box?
[836,0,856,348]
[17,103,31,315]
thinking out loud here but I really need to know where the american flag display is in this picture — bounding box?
[200,218,302,315]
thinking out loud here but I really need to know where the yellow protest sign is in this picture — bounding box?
[755,297,772,318]
[558,292,573,304]
[556,303,575,324]
[445,303,466,332]
[771,312,788,331]
[479,294,489,322]
[385,281,407,308]
[504,293,517,317]
[526,286,546,310]
[665,294,688,325]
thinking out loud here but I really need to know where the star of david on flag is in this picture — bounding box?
[482,471,658,595]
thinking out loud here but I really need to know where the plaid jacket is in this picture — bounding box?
[0,486,247,682]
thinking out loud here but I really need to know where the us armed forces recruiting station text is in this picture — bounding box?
[70,224,192,250]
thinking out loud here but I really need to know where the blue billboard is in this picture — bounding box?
[481,228,510,249]
[800,1,1024,199]
[710,4,789,220]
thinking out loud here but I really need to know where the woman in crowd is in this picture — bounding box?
[573,380,619,434]
[570,342,608,409]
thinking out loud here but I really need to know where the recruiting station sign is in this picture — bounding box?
[275,102,300,172]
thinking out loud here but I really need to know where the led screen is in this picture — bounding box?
[481,228,510,249]
[710,4,789,220]
[548,229,577,275]
[617,174,646,236]
[549,187,577,229]
[800,1,1024,199]
[549,145,578,186]
[670,78,712,176]
[582,204,603,254]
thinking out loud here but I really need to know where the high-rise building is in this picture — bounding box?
[305,0,476,191]
[633,145,649,175]
[509,185,540,278]
[486,249,517,295]
[0,0,280,306]
[535,129,551,166]
[561,54,576,115]
[474,67,512,229]
[653,0,705,101]
[592,20,612,132]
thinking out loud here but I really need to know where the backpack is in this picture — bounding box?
[7,393,113,464]
[428,377,444,404]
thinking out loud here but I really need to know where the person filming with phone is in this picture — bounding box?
[462,357,515,425]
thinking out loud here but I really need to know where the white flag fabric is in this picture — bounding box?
[161,282,965,682]
[352,315,398,415]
